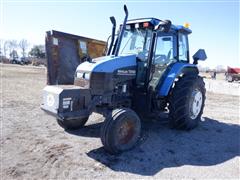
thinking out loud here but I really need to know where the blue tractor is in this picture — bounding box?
[41,5,207,154]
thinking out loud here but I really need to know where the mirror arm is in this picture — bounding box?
[193,58,198,65]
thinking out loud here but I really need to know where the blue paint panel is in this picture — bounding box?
[159,63,197,96]
[76,55,136,73]
[93,55,136,73]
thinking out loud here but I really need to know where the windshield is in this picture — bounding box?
[119,28,153,61]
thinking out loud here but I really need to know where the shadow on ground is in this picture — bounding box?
[67,121,103,138]
[69,117,240,176]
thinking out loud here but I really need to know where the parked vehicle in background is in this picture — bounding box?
[21,57,31,65]
[9,56,31,65]
[225,66,240,82]
[10,57,23,65]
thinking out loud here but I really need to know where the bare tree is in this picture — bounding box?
[3,41,9,57]
[9,49,18,59]
[8,40,18,58]
[8,40,18,52]
[19,39,29,57]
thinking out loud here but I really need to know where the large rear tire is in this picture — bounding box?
[168,74,206,130]
[57,117,88,130]
[101,108,141,154]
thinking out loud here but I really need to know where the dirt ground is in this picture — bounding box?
[1,64,240,179]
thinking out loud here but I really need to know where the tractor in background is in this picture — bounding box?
[225,66,240,82]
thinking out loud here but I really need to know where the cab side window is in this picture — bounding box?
[154,36,174,65]
[178,33,189,62]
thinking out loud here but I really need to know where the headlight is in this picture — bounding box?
[46,94,55,107]
[76,72,83,78]
[76,71,90,80]
[84,72,90,80]
[74,71,91,88]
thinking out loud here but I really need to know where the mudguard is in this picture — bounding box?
[158,62,198,96]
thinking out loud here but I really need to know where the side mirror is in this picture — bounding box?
[193,49,207,64]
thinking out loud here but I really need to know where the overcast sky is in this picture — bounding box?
[1,0,239,67]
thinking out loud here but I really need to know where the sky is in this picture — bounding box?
[0,0,239,67]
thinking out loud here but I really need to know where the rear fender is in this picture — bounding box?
[158,62,198,96]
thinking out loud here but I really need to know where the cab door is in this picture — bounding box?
[149,32,177,89]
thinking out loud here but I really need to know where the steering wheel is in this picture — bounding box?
[154,55,167,64]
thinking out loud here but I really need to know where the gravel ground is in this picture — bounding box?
[204,79,240,96]
[1,64,240,179]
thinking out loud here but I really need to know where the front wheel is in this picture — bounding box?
[168,74,206,130]
[100,108,141,154]
[57,117,88,130]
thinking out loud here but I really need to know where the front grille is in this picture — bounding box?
[90,73,105,90]
[90,72,113,94]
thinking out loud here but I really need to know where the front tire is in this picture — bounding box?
[168,74,206,130]
[57,117,88,130]
[226,75,233,82]
[101,108,141,154]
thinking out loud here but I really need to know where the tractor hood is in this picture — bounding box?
[75,54,137,95]
[76,54,137,73]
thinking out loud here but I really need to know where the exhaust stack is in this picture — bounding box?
[114,5,128,57]
[107,16,116,56]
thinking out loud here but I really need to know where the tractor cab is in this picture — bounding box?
[112,18,192,91]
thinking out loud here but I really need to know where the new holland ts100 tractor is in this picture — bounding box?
[41,5,207,154]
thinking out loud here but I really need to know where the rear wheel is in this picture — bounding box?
[168,74,206,130]
[57,117,88,130]
[101,108,141,154]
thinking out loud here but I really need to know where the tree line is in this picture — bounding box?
[0,39,46,59]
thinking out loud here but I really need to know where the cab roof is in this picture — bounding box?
[126,18,192,34]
